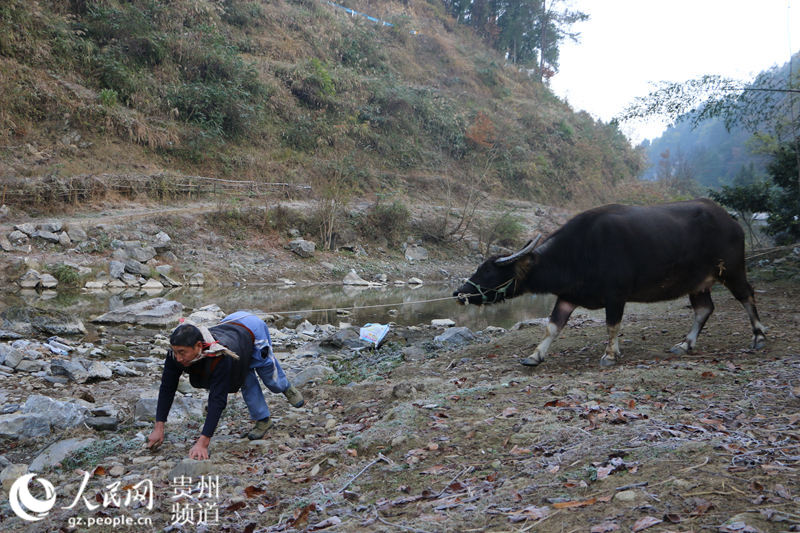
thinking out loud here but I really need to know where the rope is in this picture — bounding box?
[267,295,457,316]
[745,244,797,262]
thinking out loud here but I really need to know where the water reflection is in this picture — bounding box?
[2,284,556,331]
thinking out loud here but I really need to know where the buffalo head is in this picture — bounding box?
[453,235,541,305]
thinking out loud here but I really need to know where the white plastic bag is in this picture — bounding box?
[359,323,390,348]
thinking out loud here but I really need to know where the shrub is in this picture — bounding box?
[47,263,81,287]
[290,58,336,109]
[361,199,410,246]
[221,0,265,27]
[169,81,257,137]
[477,211,525,255]
[98,88,118,107]
[336,28,387,71]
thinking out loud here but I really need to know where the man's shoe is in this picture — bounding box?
[283,385,304,408]
[246,418,273,440]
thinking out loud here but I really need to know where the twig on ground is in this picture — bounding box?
[519,509,561,532]
[615,481,648,491]
[679,456,709,472]
[435,466,474,498]
[338,453,392,493]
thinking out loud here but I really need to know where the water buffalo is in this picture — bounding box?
[454,199,767,367]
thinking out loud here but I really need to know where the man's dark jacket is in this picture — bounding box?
[155,323,253,437]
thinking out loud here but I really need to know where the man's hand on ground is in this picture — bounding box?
[189,435,211,460]
[147,422,165,451]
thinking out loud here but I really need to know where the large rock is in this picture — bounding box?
[186,304,226,326]
[109,260,125,280]
[288,239,315,258]
[1,307,87,336]
[124,258,150,277]
[15,360,46,373]
[159,273,183,287]
[153,231,172,252]
[38,273,58,289]
[29,438,95,472]
[141,278,164,290]
[321,329,371,350]
[343,269,371,286]
[67,226,87,242]
[92,298,183,326]
[35,230,60,243]
[85,417,118,431]
[39,220,63,233]
[86,361,112,380]
[404,244,429,262]
[17,270,41,289]
[168,459,217,480]
[434,326,475,346]
[1,464,28,493]
[292,365,334,387]
[0,414,51,439]
[22,395,88,430]
[14,223,36,236]
[0,346,25,369]
[127,244,157,263]
[8,230,28,245]
[58,232,71,247]
[50,358,90,383]
[134,397,203,421]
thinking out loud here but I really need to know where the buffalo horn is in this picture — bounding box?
[494,234,541,265]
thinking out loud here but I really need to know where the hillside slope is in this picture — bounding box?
[1,0,644,208]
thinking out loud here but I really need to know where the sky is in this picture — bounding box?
[548,0,800,145]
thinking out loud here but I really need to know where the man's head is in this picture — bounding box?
[169,324,204,367]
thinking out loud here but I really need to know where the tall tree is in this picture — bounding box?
[620,53,799,241]
[443,0,587,78]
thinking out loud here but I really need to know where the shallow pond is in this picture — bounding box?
[3,283,556,332]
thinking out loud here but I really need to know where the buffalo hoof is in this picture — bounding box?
[752,336,766,350]
[599,356,616,367]
[670,343,689,355]
[520,356,542,367]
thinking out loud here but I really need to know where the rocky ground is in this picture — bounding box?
[0,201,799,532]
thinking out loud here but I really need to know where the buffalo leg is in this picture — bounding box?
[600,301,625,367]
[725,274,767,349]
[521,298,576,366]
[671,290,714,355]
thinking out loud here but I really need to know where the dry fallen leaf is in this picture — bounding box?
[552,497,599,509]
[93,465,107,476]
[420,465,446,475]
[290,503,317,529]
[507,505,549,522]
[632,516,662,532]
[244,485,266,498]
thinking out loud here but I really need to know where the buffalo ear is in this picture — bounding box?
[494,234,542,265]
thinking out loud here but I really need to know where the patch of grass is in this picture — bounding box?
[204,205,264,240]
[60,437,141,472]
[46,263,81,288]
[330,343,405,385]
[359,197,410,246]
